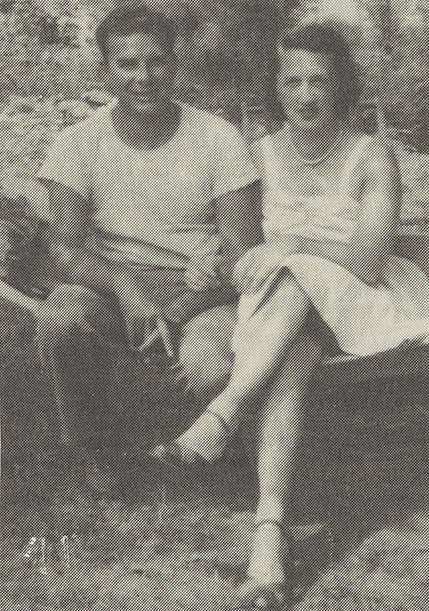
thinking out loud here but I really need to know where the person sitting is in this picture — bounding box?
[151,22,429,608]
[35,4,262,489]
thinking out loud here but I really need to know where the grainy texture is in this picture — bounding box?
[2,300,429,610]
[2,2,429,611]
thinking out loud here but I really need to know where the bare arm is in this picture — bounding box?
[232,141,401,294]
[42,181,162,343]
[41,180,132,293]
[300,140,402,285]
[163,181,264,321]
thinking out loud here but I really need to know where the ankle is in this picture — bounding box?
[255,504,287,527]
[255,519,286,532]
[176,409,231,462]
[205,409,231,438]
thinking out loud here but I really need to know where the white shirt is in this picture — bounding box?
[38,102,259,268]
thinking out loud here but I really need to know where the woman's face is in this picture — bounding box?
[276,47,340,130]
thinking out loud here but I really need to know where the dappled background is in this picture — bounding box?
[1,2,429,610]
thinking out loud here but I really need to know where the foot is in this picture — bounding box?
[149,409,231,467]
[237,521,293,609]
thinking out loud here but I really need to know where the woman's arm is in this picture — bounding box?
[300,139,402,285]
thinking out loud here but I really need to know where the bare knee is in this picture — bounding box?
[37,284,101,342]
[46,284,95,308]
[178,331,232,398]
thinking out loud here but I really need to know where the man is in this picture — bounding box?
[36,5,262,488]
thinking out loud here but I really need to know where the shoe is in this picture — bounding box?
[149,409,231,471]
[148,441,208,472]
[237,520,294,610]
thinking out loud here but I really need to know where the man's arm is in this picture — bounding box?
[163,181,263,322]
[300,140,401,285]
[214,180,264,281]
[42,181,162,343]
[43,180,125,291]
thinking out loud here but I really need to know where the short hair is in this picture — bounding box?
[268,22,361,121]
[95,4,177,61]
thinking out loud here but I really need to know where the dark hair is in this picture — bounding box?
[95,4,177,61]
[267,22,361,121]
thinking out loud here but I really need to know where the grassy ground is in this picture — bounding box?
[1,297,429,611]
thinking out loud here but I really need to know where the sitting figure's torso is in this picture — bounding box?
[38,101,258,269]
[254,125,372,247]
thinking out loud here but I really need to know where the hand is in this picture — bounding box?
[232,244,289,295]
[184,255,223,292]
[114,275,161,346]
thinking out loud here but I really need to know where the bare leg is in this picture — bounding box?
[167,273,311,462]
[238,335,322,607]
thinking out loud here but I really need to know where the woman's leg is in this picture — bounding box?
[238,334,322,606]
[172,273,311,461]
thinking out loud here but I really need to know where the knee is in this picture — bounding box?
[178,328,233,398]
[178,304,236,397]
[36,284,95,341]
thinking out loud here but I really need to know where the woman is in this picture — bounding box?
[152,23,429,608]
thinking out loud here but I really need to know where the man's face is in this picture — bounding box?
[101,32,177,115]
[276,47,340,130]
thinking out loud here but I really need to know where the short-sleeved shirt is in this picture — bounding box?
[38,102,259,269]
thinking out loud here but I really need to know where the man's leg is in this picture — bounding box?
[36,284,126,455]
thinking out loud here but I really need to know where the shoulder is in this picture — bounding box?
[181,103,244,143]
[362,135,400,178]
[52,104,113,148]
[250,127,290,170]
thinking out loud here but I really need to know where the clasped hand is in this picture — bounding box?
[184,253,224,292]
[232,242,298,295]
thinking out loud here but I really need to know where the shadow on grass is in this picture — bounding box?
[1,299,428,610]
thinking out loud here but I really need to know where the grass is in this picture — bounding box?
[1,297,429,610]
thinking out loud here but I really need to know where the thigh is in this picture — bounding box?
[39,283,126,344]
[235,271,311,351]
[131,266,186,307]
